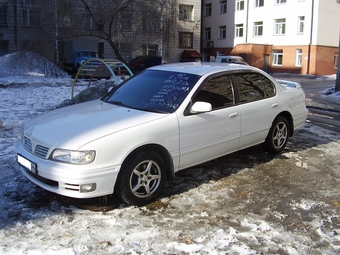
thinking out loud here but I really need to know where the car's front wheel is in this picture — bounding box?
[115,150,167,206]
[264,116,289,154]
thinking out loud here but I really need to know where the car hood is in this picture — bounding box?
[24,100,167,149]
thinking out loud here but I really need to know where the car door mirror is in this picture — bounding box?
[190,101,212,114]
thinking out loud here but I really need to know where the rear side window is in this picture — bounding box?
[234,73,276,103]
[262,76,276,97]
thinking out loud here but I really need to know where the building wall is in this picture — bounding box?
[0,0,202,66]
[202,0,340,76]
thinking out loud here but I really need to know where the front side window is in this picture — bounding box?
[295,49,302,66]
[272,49,283,65]
[22,8,41,27]
[219,26,226,39]
[235,24,244,37]
[254,21,263,36]
[179,32,193,48]
[274,18,286,35]
[236,0,245,10]
[103,70,200,113]
[179,5,193,21]
[220,0,227,14]
[298,16,305,34]
[193,75,234,110]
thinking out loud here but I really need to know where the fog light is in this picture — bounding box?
[80,183,96,193]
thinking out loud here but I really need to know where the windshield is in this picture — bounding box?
[102,70,200,113]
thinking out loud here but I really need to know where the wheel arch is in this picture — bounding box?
[276,111,294,136]
[120,144,175,182]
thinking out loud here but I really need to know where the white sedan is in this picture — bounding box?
[16,62,308,206]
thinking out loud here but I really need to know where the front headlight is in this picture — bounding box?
[50,149,95,164]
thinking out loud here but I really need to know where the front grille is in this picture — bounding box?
[23,136,50,159]
[35,145,49,158]
[23,137,32,153]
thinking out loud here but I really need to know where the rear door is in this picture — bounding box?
[233,72,279,148]
[177,73,241,169]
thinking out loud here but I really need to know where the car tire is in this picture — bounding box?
[264,116,289,154]
[115,150,167,206]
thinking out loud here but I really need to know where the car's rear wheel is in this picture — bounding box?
[264,116,289,154]
[115,150,167,206]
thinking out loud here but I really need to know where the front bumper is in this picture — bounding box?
[15,140,120,199]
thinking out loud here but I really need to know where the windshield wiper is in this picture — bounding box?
[108,100,130,108]
[133,107,168,114]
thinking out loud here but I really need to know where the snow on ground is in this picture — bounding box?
[1,52,340,254]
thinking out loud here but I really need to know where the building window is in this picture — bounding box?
[235,24,244,37]
[298,16,305,34]
[275,0,287,4]
[142,17,161,33]
[205,3,212,16]
[255,0,264,7]
[295,49,302,66]
[179,32,193,48]
[179,5,193,21]
[219,26,226,39]
[272,50,283,66]
[98,42,104,59]
[22,8,41,27]
[205,27,211,40]
[220,1,227,14]
[143,45,158,56]
[121,9,132,31]
[334,54,338,69]
[236,0,245,11]
[254,21,263,36]
[0,40,9,56]
[120,44,132,62]
[0,7,8,26]
[274,18,286,35]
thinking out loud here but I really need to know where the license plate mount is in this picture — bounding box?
[17,154,37,175]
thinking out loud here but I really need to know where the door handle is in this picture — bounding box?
[272,103,279,108]
[229,112,238,119]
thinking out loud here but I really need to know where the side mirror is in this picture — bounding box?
[190,101,212,114]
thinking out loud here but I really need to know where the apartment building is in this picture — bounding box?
[0,0,201,66]
[202,0,340,75]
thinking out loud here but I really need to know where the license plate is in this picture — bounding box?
[17,154,37,175]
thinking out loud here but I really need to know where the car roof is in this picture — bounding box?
[216,56,243,59]
[148,62,256,76]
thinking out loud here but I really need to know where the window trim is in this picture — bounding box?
[274,18,286,35]
[254,21,263,37]
[272,49,283,66]
[295,49,302,67]
[298,16,305,34]
[235,24,244,38]
[179,32,194,48]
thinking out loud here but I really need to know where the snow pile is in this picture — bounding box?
[0,51,69,79]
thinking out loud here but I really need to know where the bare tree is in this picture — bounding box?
[54,0,169,63]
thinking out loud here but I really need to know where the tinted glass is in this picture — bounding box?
[261,75,276,97]
[234,73,265,103]
[193,75,234,110]
[102,70,200,113]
